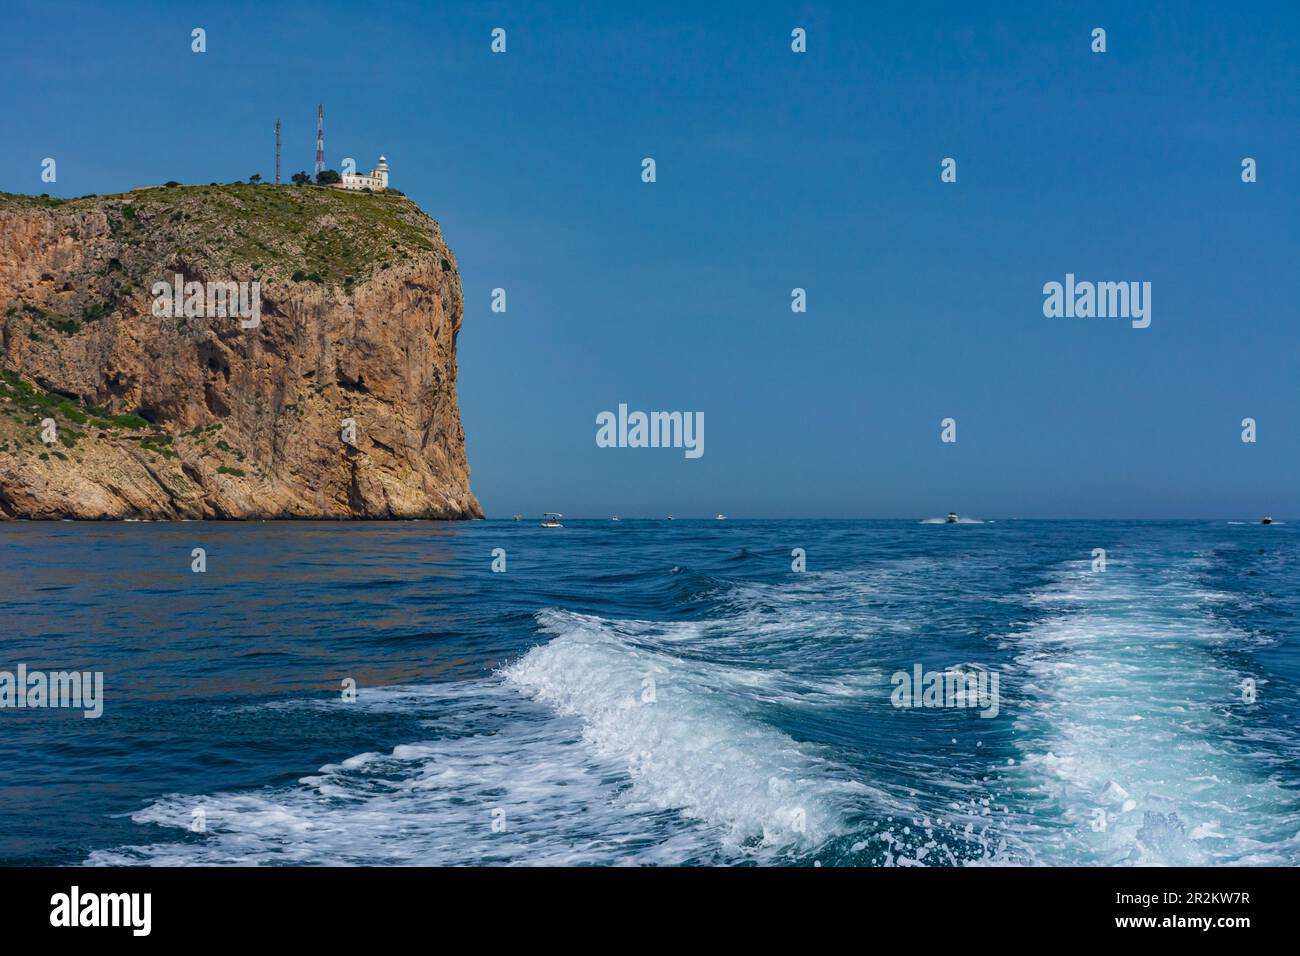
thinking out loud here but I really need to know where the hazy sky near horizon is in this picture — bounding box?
[2,1,1297,518]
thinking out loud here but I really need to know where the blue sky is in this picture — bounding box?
[2,1,1297,517]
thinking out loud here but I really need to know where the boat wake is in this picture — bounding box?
[86,549,1300,867]
[1002,552,1300,865]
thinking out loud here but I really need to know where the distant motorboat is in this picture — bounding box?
[715,513,726,520]
[922,513,982,525]
[513,514,521,521]
[541,513,563,528]
[666,515,673,521]
[1262,516,1273,525]
[611,516,620,521]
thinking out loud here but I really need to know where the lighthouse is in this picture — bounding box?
[337,155,390,192]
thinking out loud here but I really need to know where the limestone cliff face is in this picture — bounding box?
[0,185,481,519]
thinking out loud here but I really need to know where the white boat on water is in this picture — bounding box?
[541,513,563,528]
[716,513,726,520]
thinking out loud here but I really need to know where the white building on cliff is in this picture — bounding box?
[336,156,389,192]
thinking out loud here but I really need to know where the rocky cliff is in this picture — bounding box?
[0,185,481,519]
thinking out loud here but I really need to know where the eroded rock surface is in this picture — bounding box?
[0,185,480,519]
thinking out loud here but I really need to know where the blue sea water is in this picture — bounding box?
[1,519,1298,866]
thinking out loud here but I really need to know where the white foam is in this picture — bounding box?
[90,679,718,866]
[502,608,876,853]
[1005,554,1300,865]
[90,601,890,866]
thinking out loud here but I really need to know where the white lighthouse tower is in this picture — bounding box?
[375,155,389,190]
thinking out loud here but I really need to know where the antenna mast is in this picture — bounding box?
[274,119,281,184]
[315,104,325,176]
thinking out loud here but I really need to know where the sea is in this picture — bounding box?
[1,518,1297,866]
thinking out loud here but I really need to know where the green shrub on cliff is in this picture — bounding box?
[0,369,151,433]
[81,301,114,322]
